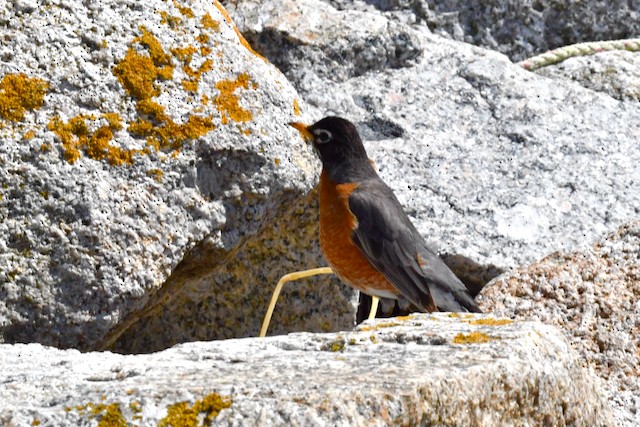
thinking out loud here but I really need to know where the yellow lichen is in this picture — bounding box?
[171,46,198,63]
[23,130,36,140]
[468,318,513,326]
[182,59,213,92]
[147,168,164,182]
[0,73,48,122]
[112,27,215,155]
[74,402,126,427]
[134,26,172,67]
[47,114,138,165]
[447,312,474,320]
[196,33,210,45]
[324,336,345,352]
[129,401,142,413]
[173,0,194,18]
[113,49,169,100]
[358,321,401,332]
[452,331,492,344]
[91,403,127,427]
[160,11,182,28]
[293,99,301,116]
[130,105,215,151]
[201,13,220,32]
[112,26,173,100]
[212,0,265,61]
[214,72,255,124]
[103,112,123,131]
[158,393,232,427]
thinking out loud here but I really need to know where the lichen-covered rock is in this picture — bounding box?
[0,314,614,426]
[0,0,318,350]
[477,221,640,426]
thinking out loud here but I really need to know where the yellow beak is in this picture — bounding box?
[288,122,313,143]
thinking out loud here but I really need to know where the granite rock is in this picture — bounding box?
[478,221,640,426]
[0,0,317,350]
[228,0,640,277]
[0,314,614,426]
[320,0,640,61]
[535,50,640,101]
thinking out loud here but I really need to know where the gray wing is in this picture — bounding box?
[348,181,480,313]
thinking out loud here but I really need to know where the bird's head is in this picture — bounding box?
[289,117,370,171]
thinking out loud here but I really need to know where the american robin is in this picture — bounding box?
[288,116,481,315]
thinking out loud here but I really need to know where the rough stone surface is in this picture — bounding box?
[477,221,640,427]
[0,314,614,426]
[0,0,318,350]
[320,0,640,61]
[535,50,640,102]
[228,0,640,272]
[113,189,357,353]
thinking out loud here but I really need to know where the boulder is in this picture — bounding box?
[228,0,640,284]
[0,314,613,426]
[0,0,319,351]
[478,221,640,426]
[319,0,640,61]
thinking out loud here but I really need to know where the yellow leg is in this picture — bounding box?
[260,267,333,338]
[368,296,380,320]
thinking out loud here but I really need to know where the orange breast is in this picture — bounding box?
[319,171,398,298]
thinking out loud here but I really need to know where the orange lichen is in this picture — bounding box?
[158,393,232,427]
[293,99,301,116]
[196,33,212,56]
[134,26,172,66]
[48,114,138,165]
[147,168,164,182]
[468,318,513,326]
[171,46,198,63]
[212,0,265,61]
[23,130,36,140]
[0,73,48,122]
[182,59,213,92]
[173,0,194,18]
[201,13,220,32]
[112,48,171,100]
[112,27,174,99]
[129,103,215,151]
[111,27,215,156]
[159,11,182,29]
[214,72,255,124]
[452,331,492,344]
[103,112,123,131]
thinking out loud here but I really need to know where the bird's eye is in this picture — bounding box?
[313,129,332,144]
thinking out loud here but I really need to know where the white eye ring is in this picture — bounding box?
[313,129,332,144]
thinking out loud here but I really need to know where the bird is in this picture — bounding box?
[288,116,481,315]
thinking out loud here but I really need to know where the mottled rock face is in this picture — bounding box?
[0,0,317,350]
[0,314,614,426]
[228,0,640,273]
[478,221,640,426]
[322,0,640,61]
